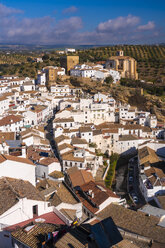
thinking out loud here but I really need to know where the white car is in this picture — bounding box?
[133,196,138,203]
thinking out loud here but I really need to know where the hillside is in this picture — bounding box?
[0,45,165,83]
[78,45,165,83]
[0,45,165,121]
[68,77,165,122]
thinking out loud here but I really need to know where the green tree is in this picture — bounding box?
[105,153,119,188]
[105,75,113,84]
[42,54,50,61]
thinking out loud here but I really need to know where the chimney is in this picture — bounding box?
[88,189,92,196]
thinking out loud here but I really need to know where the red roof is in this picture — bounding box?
[5,212,65,231]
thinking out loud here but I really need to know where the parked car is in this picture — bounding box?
[129,176,133,182]
[133,196,138,203]
[131,192,136,197]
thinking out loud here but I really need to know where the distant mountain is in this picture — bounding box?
[0,44,104,51]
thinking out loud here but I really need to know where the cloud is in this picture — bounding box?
[0,4,162,45]
[137,21,155,31]
[97,15,140,32]
[0,3,23,16]
[55,17,82,32]
[0,13,83,44]
[63,6,78,14]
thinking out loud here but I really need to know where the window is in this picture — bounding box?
[80,163,82,168]
[33,205,38,216]
[70,162,72,167]
[65,161,67,166]
[42,172,46,178]
[4,234,9,238]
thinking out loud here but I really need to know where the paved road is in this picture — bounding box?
[128,157,146,208]
[115,156,130,196]
[45,111,59,159]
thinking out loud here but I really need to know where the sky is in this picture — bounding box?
[0,0,164,45]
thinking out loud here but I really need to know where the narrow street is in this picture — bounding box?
[45,109,59,159]
[128,157,146,208]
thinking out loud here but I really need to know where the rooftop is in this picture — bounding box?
[79,126,92,133]
[72,137,88,145]
[76,181,119,214]
[0,177,44,215]
[97,203,165,244]
[11,223,60,248]
[0,115,22,126]
[37,180,78,206]
[138,146,160,165]
[0,154,35,165]
[119,135,138,141]
[68,168,94,187]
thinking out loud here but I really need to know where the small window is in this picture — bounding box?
[80,163,82,168]
[33,205,38,216]
[4,234,9,238]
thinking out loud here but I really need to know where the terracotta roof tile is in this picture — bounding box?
[0,177,44,215]
[97,203,165,244]
[0,154,35,165]
[79,127,92,133]
[0,115,22,126]
[39,157,59,166]
[138,146,160,165]
[11,223,59,248]
[69,169,94,187]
